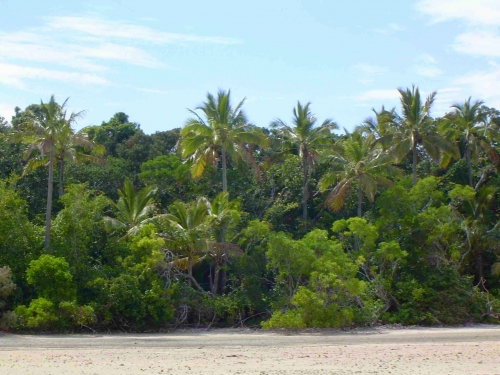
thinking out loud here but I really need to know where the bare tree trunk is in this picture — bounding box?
[58,158,64,197]
[412,143,418,186]
[357,177,362,217]
[221,146,228,193]
[466,143,473,187]
[302,158,309,223]
[44,148,54,251]
[211,262,220,295]
[187,255,193,287]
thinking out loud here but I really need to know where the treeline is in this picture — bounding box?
[0,86,499,331]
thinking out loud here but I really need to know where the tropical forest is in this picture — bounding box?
[1,86,500,331]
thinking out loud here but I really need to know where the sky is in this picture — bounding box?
[1,0,500,133]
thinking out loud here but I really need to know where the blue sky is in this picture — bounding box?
[1,0,500,133]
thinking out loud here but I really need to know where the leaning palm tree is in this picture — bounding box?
[18,96,82,250]
[440,98,499,187]
[271,101,338,222]
[103,179,158,238]
[319,131,401,217]
[393,86,457,185]
[179,89,268,193]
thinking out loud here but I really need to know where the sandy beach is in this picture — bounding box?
[1,326,499,374]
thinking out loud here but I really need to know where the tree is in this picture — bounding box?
[103,179,158,238]
[179,89,268,193]
[440,98,498,187]
[206,192,242,294]
[357,106,398,150]
[319,131,401,217]
[271,101,337,222]
[18,96,82,250]
[161,197,210,290]
[393,86,457,185]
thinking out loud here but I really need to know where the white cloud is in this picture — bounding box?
[414,66,443,77]
[0,103,15,122]
[375,23,404,34]
[416,1,500,58]
[412,53,442,77]
[453,30,500,57]
[353,63,387,75]
[454,68,500,100]
[357,89,400,101]
[0,32,163,71]
[0,63,109,89]
[136,87,169,94]
[47,16,241,45]
[416,0,500,26]
[0,16,239,90]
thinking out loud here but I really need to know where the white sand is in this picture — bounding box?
[1,326,499,374]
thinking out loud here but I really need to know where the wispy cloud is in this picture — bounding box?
[0,63,109,90]
[375,23,404,35]
[47,17,242,45]
[135,87,169,95]
[357,89,400,101]
[0,33,163,71]
[416,0,500,26]
[453,30,500,57]
[352,63,388,76]
[412,54,442,77]
[416,0,500,58]
[0,15,239,91]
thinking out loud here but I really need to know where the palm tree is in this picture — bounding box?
[206,192,242,294]
[393,86,457,185]
[53,125,103,197]
[357,106,398,150]
[179,89,268,193]
[319,131,401,217]
[162,197,210,289]
[103,179,158,237]
[440,98,498,187]
[271,101,338,222]
[19,96,81,250]
[450,185,500,284]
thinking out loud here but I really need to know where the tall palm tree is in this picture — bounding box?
[162,198,210,288]
[319,131,401,217]
[53,125,103,197]
[393,86,457,185]
[103,179,158,238]
[19,96,81,250]
[179,89,268,193]
[440,98,498,187]
[271,101,338,222]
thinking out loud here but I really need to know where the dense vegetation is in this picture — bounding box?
[1,87,500,331]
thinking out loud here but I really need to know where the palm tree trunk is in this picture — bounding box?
[58,158,64,197]
[302,158,309,222]
[221,146,228,193]
[466,143,473,187]
[211,262,220,295]
[44,148,54,250]
[357,177,362,217]
[188,255,193,287]
[412,143,418,186]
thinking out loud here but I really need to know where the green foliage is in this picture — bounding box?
[26,255,75,303]
[2,89,500,331]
